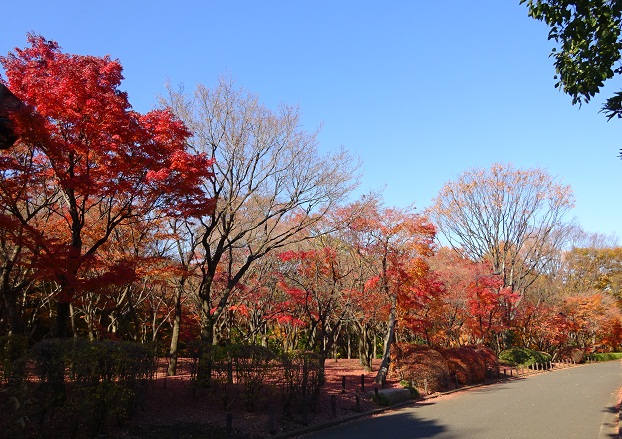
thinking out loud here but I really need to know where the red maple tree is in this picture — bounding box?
[0,34,214,336]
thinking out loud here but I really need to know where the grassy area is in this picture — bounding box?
[587,352,622,362]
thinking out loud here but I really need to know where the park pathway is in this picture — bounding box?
[300,360,622,439]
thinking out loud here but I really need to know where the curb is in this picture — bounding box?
[273,379,507,438]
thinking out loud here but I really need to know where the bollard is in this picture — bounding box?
[302,400,309,425]
[361,374,365,393]
[331,394,337,418]
[268,412,276,435]
[424,378,428,395]
[226,412,233,439]
[342,376,346,394]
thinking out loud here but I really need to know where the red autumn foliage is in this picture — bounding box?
[0,34,214,335]
[391,343,450,393]
[391,343,499,392]
[438,345,498,385]
[556,347,585,363]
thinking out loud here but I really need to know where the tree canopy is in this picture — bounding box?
[521,1,622,124]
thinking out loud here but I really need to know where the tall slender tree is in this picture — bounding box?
[430,163,574,299]
[163,78,358,381]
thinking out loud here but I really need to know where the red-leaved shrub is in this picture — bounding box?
[391,343,449,393]
[556,347,584,364]
[438,345,499,385]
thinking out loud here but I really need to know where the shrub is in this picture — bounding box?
[230,344,276,411]
[0,335,29,385]
[279,351,324,416]
[498,347,551,367]
[24,338,156,438]
[399,380,421,399]
[556,347,584,363]
[391,343,449,394]
[587,352,622,362]
[439,346,485,385]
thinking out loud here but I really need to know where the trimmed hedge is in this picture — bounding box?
[587,352,622,362]
[0,335,29,385]
[556,347,585,363]
[391,344,450,393]
[439,346,498,385]
[185,342,325,416]
[391,343,500,394]
[0,338,156,438]
[498,347,551,367]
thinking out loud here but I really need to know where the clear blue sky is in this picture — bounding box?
[1,1,621,239]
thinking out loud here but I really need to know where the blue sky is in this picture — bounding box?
[1,1,621,239]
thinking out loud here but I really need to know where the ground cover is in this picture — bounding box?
[126,358,399,439]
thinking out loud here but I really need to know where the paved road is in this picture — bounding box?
[301,360,622,439]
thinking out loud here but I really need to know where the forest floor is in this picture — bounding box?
[125,358,401,439]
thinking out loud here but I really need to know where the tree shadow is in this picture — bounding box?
[304,407,455,438]
[600,405,619,438]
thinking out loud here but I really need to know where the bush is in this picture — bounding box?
[399,380,421,399]
[556,347,585,363]
[279,351,324,416]
[498,347,551,367]
[7,338,157,438]
[587,352,622,362]
[230,344,276,411]
[439,346,485,385]
[0,335,29,386]
[391,343,449,394]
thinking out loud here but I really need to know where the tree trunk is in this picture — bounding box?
[3,290,23,335]
[69,303,77,338]
[53,301,71,338]
[196,299,216,385]
[357,323,373,371]
[375,294,397,384]
[167,284,183,376]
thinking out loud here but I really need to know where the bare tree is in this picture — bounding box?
[164,77,359,379]
[430,163,574,297]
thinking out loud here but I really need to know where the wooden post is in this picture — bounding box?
[226,413,233,439]
[268,412,276,435]
[424,378,428,395]
[361,374,365,393]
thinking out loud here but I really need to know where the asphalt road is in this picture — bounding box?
[300,360,622,439]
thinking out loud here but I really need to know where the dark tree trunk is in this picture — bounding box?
[4,290,24,335]
[167,284,183,376]
[54,301,72,338]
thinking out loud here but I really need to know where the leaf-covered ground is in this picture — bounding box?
[125,358,399,439]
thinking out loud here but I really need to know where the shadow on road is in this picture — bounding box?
[305,408,455,439]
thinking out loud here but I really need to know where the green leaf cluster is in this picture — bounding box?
[521,1,622,121]
[499,346,552,366]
